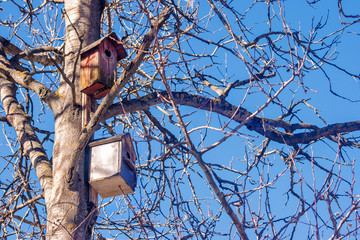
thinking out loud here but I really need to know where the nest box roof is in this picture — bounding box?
[80,32,127,61]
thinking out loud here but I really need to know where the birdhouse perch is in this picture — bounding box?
[80,32,127,99]
[88,133,137,198]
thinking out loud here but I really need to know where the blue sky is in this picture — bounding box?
[0,0,360,239]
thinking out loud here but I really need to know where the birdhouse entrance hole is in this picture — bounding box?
[104,49,111,58]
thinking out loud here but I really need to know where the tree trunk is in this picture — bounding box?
[46,0,104,239]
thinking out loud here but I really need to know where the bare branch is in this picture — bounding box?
[0,49,59,112]
[0,36,62,66]
[0,77,52,202]
[106,92,360,146]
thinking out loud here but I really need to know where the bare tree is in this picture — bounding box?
[0,0,359,239]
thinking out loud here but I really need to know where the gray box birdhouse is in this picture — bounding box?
[80,32,127,99]
[88,133,137,198]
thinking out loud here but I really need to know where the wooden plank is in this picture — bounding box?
[82,93,98,205]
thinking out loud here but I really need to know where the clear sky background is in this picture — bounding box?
[0,0,360,239]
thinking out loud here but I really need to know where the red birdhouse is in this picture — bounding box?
[80,32,127,99]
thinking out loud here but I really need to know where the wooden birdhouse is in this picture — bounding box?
[88,133,137,198]
[80,32,127,99]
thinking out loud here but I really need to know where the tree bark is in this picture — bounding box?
[45,3,172,239]
[46,0,104,239]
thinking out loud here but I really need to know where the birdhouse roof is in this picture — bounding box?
[80,32,127,61]
[88,133,134,149]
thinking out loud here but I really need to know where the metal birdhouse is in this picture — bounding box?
[80,32,127,99]
[88,133,137,198]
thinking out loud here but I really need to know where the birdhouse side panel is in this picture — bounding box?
[119,135,137,192]
[80,49,102,93]
[114,44,127,61]
[98,39,118,89]
[107,32,127,61]
[120,155,137,191]
[121,134,137,171]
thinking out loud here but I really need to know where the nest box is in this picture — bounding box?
[88,133,137,198]
[80,32,127,99]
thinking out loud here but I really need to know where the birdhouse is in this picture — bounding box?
[80,32,127,99]
[88,133,137,198]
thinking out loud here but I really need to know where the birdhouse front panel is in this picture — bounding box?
[88,134,137,198]
[99,38,118,79]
